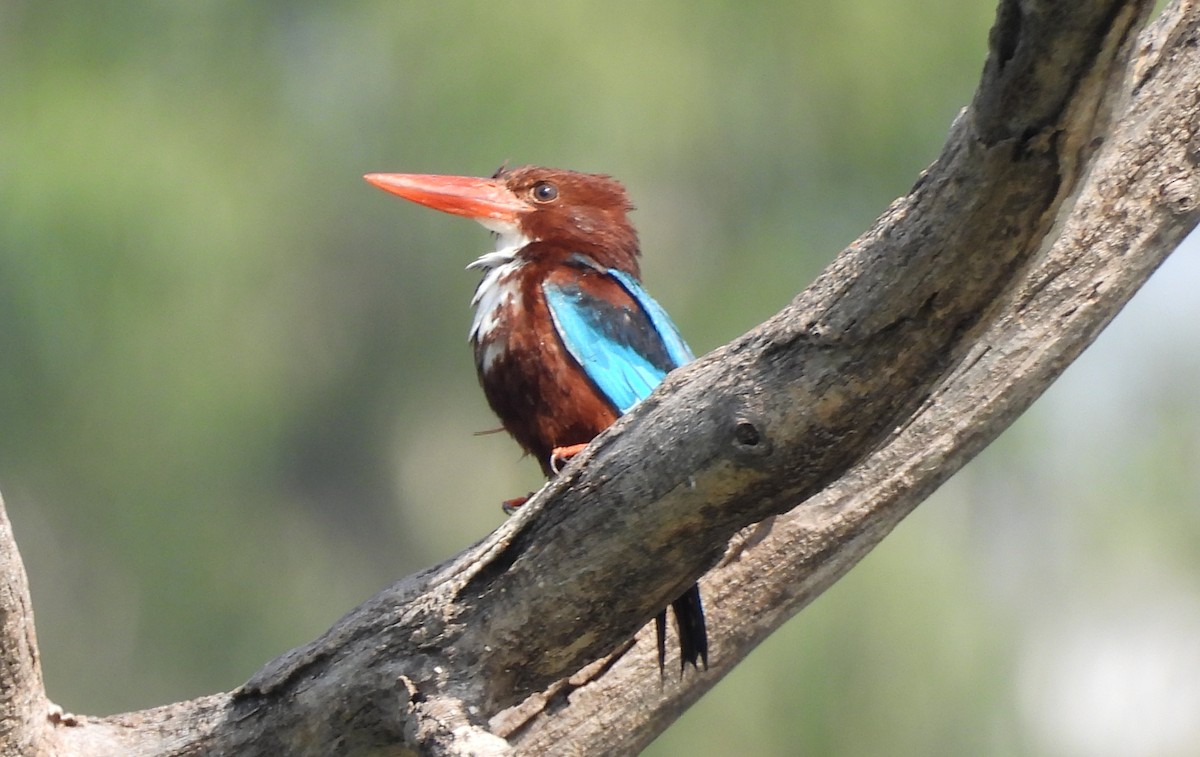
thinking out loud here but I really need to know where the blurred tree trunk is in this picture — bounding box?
[3,0,1199,755]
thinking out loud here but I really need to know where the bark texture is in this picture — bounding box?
[3,1,1198,755]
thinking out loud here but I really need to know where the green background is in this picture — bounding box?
[3,2,1199,755]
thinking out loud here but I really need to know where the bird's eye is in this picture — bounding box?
[531,181,559,203]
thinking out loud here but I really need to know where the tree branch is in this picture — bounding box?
[0,494,54,757]
[3,0,1198,754]
[500,2,1200,749]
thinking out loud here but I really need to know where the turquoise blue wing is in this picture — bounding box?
[543,270,692,415]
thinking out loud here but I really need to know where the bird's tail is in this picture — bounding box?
[655,583,708,672]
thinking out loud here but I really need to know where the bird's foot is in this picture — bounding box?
[550,443,588,473]
[501,494,530,515]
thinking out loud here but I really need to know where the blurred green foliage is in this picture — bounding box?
[3,2,1199,755]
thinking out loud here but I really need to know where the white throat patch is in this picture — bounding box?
[466,228,532,346]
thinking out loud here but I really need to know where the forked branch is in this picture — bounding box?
[2,1,1197,755]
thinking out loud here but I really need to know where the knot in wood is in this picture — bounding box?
[731,418,771,458]
[1160,176,1198,215]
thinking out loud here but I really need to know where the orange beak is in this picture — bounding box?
[364,173,531,224]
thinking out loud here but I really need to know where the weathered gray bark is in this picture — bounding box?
[0,495,54,757]
[2,0,1197,755]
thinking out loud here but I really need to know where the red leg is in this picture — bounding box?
[550,443,589,473]
[501,494,530,515]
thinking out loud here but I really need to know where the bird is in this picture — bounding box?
[364,164,707,671]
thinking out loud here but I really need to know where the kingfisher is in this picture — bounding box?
[365,165,707,671]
